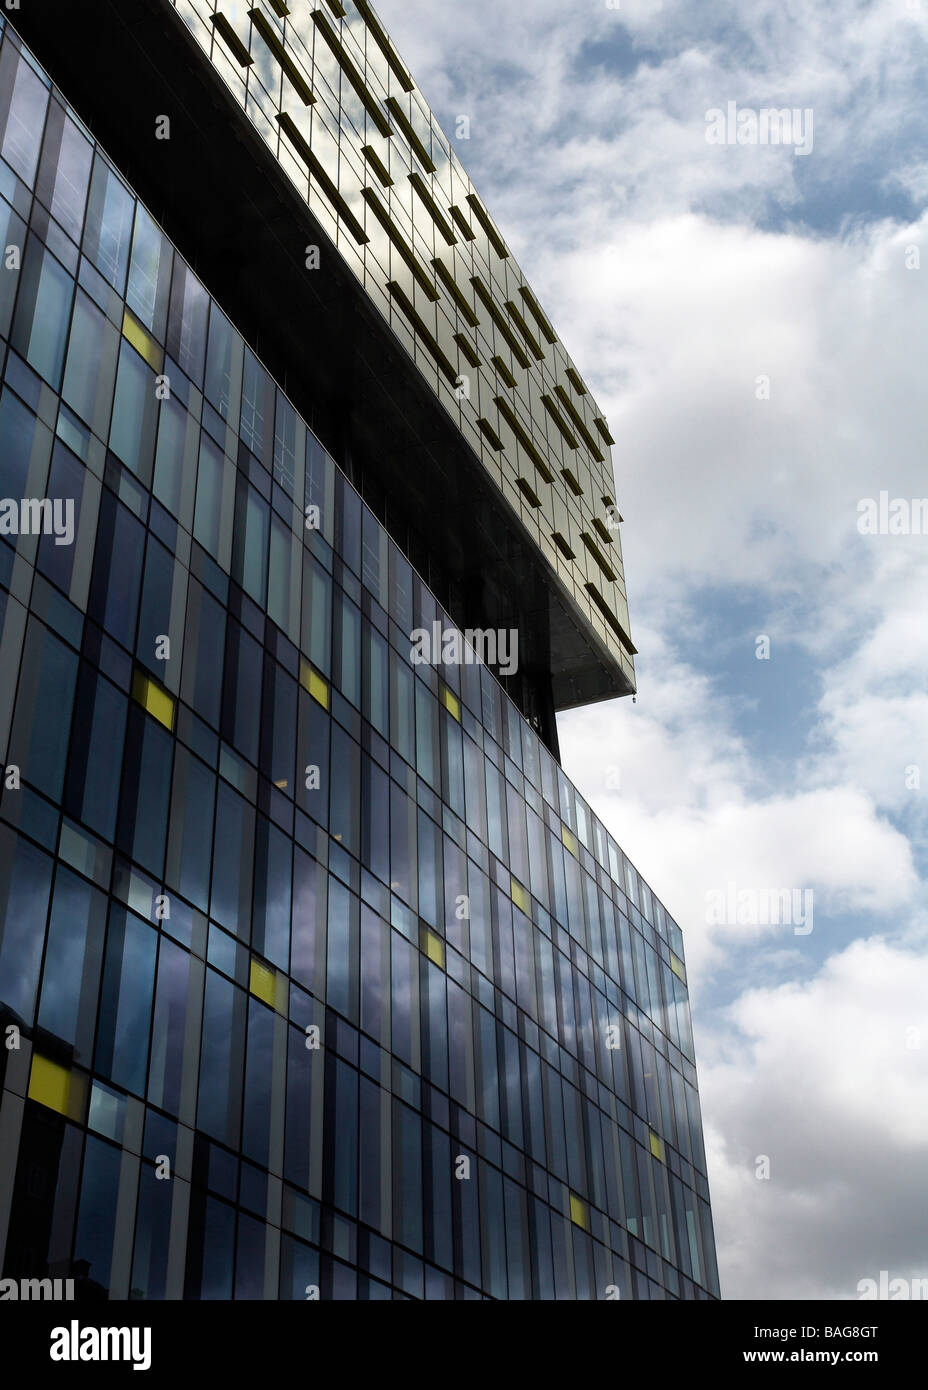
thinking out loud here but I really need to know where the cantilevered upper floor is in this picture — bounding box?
[13,0,637,722]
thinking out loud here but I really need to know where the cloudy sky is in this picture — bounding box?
[378,0,928,1300]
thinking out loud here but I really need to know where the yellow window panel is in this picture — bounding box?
[28,1054,85,1120]
[249,957,286,1012]
[670,953,686,982]
[122,308,164,372]
[132,669,175,731]
[510,877,529,914]
[299,657,329,709]
[420,926,445,969]
[560,824,578,857]
[649,1131,665,1162]
[569,1193,590,1231]
[440,685,460,721]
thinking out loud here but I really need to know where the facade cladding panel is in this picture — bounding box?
[0,18,719,1300]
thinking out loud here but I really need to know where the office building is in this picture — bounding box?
[0,4,719,1299]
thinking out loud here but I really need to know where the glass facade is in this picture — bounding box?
[0,20,718,1300]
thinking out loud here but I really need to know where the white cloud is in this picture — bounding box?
[559,644,919,983]
[700,937,928,1299]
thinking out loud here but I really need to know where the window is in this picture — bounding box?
[296,686,328,828]
[273,391,297,495]
[360,754,389,884]
[417,810,441,929]
[268,511,297,637]
[62,288,119,432]
[325,878,359,1022]
[84,153,134,292]
[301,552,331,677]
[118,708,172,876]
[242,997,275,1167]
[197,967,246,1147]
[240,348,271,460]
[165,747,214,913]
[391,935,419,1071]
[0,825,54,1023]
[204,302,241,422]
[181,579,225,728]
[335,473,361,576]
[284,1020,315,1190]
[152,394,189,520]
[253,819,292,970]
[11,240,74,389]
[231,479,269,607]
[131,1164,173,1300]
[36,101,92,242]
[222,620,263,765]
[260,655,297,794]
[88,491,145,649]
[390,649,414,765]
[362,619,388,738]
[64,665,128,843]
[290,845,322,994]
[210,780,255,938]
[329,724,360,855]
[95,905,157,1096]
[0,194,25,337]
[9,618,78,802]
[36,437,85,596]
[109,337,158,482]
[333,589,360,708]
[166,258,208,385]
[127,203,172,338]
[0,44,48,186]
[304,431,332,541]
[193,431,225,559]
[73,1137,122,1296]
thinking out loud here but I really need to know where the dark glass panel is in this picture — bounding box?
[72,1136,121,1295]
[221,619,262,765]
[9,618,77,802]
[0,825,53,1023]
[329,724,359,855]
[64,665,127,843]
[241,996,274,1168]
[148,934,194,1117]
[95,905,157,1097]
[210,780,255,940]
[0,43,48,186]
[109,337,158,483]
[11,239,73,389]
[136,534,175,669]
[83,153,134,292]
[88,490,145,650]
[166,258,208,386]
[130,1163,173,1299]
[117,710,172,877]
[197,968,246,1148]
[126,203,172,338]
[253,817,292,970]
[37,865,106,1060]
